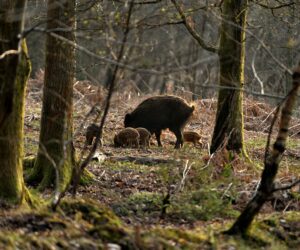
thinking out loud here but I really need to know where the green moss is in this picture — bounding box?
[168,189,238,222]
[23,156,36,170]
[144,227,210,249]
[222,163,234,177]
[79,169,96,185]
[0,37,31,205]
[259,212,300,248]
[0,232,15,248]
[113,191,163,217]
[59,198,130,245]
[22,187,43,208]
[103,160,152,173]
[60,198,124,228]
[286,137,300,149]
[0,200,298,249]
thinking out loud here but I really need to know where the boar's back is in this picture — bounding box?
[125,96,194,132]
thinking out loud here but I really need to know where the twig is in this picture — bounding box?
[283,200,292,213]
[52,121,69,210]
[272,179,300,192]
[179,160,193,191]
[200,152,214,170]
[264,100,284,164]
[258,106,277,129]
[251,33,265,94]
[0,49,20,60]
[221,183,233,199]
[253,180,261,196]
[171,0,219,53]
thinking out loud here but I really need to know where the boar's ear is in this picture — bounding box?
[124,113,131,127]
[190,105,195,113]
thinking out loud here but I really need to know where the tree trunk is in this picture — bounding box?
[0,0,31,205]
[210,0,247,154]
[26,0,76,191]
[226,63,300,235]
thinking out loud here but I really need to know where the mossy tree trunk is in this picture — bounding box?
[210,0,248,154]
[0,0,31,205]
[26,0,76,191]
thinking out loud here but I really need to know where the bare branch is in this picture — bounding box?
[0,49,20,60]
[272,179,300,192]
[210,11,293,75]
[251,35,265,94]
[253,1,296,10]
[114,0,163,4]
[31,26,220,76]
[171,0,219,53]
[140,20,184,29]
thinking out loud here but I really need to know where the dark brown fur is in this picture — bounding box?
[136,127,151,147]
[124,95,194,148]
[114,127,139,148]
[86,123,102,146]
[183,131,202,147]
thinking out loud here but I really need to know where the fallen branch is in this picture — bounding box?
[108,156,178,165]
[272,179,300,192]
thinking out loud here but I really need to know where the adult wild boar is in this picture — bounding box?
[124,95,194,148]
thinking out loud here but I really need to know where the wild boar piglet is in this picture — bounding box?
[114,127,139,148]
[136,127,151,147]
[86,123,102,146]
[183,131,203,147]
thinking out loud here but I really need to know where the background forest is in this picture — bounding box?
[0,0,300,249]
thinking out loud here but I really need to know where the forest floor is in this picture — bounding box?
[0,75,299,249]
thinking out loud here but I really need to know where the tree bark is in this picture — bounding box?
[26,0,76,191]
[0,0,30,204]
[210,0,247,154]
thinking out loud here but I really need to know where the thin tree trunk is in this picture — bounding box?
[26,0,76,191]
[226,63,300,235]
[210,0,247,154]
[0,0,31,204]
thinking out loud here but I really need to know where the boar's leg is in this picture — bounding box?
[155,131,162,147]
[130,138,139,148]
[86,132,94,145]
[146,138,150,147]
[172,128,183,149]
